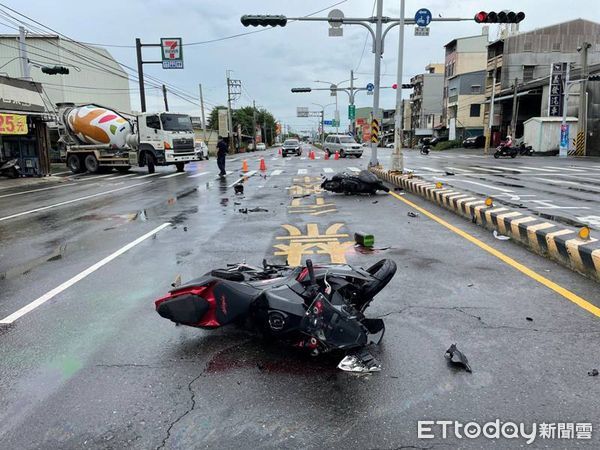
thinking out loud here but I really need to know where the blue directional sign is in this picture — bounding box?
[323,120,333,126]
[415,8,432,27]
[366,83,374,92]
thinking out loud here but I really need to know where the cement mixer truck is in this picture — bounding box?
[57,103,199,174]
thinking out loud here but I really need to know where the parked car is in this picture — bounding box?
[324,134,363,158]
[194,140,209,160]
[462,135,486,148]
[428,136,448,146]
[385,142,394,148]
[281,139,302,157]
[256,142,266,151]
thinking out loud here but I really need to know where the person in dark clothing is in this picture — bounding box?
[216,136,228,176]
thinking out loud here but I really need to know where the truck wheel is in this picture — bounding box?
[84,154,100,173]
[146,154,156,174]
[175,162,185,172]
[67,154,84,173]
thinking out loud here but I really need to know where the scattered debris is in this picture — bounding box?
[467,283,474,287]
[354,232,374,248]
[248,207,268,213]
[407,211,419,218]
[171,274,182,288]
[234,202,241,205]
[238,208,248,214]
[445,344,472,373]
[183,226,188,232]
[372,200,378,204]
[588,369,599,377]
[234,184,244,195]
[394,187,403,192]
[493,230,510,241]
[354,244,390,254]
[445,170,455,176]
[293,194,311,199]
[526,317,533,322]
[338,350,381,373]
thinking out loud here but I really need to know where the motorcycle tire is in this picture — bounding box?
[360,259,398,305]
[510,153,517,158]
[378,183,390,193]
[322,180,342,192]
[493,153,500,159]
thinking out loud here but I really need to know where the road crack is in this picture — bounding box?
[156,339,249,450]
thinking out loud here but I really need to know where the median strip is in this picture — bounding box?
[371,167,600,282]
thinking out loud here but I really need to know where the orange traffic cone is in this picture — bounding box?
[242,160,248,173]
[309,150,315,160]
[259,158,267,171]
[324,151,329,160]
[278,148,282,155]
[334,151,340,160]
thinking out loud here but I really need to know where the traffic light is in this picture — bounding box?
[41,65,70,75]
[291,88,312,93]
[589,74,600,81]
[474,11,525,23]
[240,15,287,27]
[392,83,414,89]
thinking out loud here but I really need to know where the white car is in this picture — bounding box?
[194,141,209,160]
[385,143,394,148]
[256,142,266,151]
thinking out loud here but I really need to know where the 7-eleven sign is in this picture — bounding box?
[161,38,183,69]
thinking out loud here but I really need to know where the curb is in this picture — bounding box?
[371,167,600,282]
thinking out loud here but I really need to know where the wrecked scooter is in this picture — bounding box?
[321,169,389,195]
[155,258,397,372]
[0,158,20,178]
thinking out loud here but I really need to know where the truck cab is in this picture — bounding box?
[136,112,198,171]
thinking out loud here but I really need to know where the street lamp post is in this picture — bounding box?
[311,102,335,146]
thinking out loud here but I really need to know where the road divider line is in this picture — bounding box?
[544,166,584,172]
[0,182,99,199]
[0,181,151,222]
[435,178,514,193]
[0,222,172,325]
[137,173,161,179]
[188,171,210,178]
[323,168,334,174]
[227,170,256,188]
[348,167,360,172]
[388,191,600,318]
[270,169,283,176]
[161,172,186,179]
[52,171,72,176]
[298,169,308,175]
[214,170,233,179]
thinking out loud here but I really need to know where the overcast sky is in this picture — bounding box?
[5,0,598,132]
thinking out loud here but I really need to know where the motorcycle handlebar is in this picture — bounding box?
[306,259,316,286]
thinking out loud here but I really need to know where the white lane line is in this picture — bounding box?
[300,157,307,160]
[137,172,161,179]
[517,166,557,172]
[493,167,531,173]
[470,166,504,173]
[323,168,334,174]
[298,169,308,175]
[161,172,186,179]
[227,170,256,188]
[417,166,444,173]
[0,182,100,199]
[188,171,210,178]
[0,181,151,222]
[439,178,515,193]
[347,167,360,172]
[106,173,137,180]
[445,166,471,173]
[270,169,283,176]
[534,177,600,193]
[0,222,172,325]
[214,170,233,179]
[76,174,115,180]
[544,166,585,172]
[52,171,72,176]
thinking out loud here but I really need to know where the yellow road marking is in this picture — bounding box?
[311,209,338,216]
[388,191,600,318]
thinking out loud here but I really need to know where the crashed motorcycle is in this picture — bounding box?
[321,169,389,195]
[155,258,397,372]
[0,158,20,178]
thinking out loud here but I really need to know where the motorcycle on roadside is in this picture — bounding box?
[0,158,21,178]
[321,169,390,195]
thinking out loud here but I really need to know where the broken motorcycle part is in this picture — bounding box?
[445,343,472,372]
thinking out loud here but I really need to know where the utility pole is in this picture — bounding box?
[226,71,241,154]
[369,0,384,167]
[349,69,355,136]
[199,83,207,135]
[252,100,258,149]
[485,59,498,154]
[391,0,406,172]
[560,64,571,158]
[578,42,591,156]
[510,78,518,137]
[162,85,169,111]
[18,26,30,79]
[135,38,146,112]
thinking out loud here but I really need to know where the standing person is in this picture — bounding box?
[216,136,228,176]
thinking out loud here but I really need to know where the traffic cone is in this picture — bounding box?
[242,160,248,173]
[259,158,267,171]
[334,151,340,160]
[278,148,282,155]
[324,151,329,160]
[309,150,315,160]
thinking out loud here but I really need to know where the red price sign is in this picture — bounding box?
[0,113,28,135]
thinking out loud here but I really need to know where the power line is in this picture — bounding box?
[354,0,376,72]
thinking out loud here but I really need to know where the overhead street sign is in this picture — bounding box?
[414,26,430,36]
[366,82,374,96]
[161,37,183,69]
[414,8,432,27]
[324,120,333,126]
[348,104,355,120]
[297,107,309,117]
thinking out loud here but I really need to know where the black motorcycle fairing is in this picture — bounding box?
[156,293,210,325]
[357,170,379,184]
[212,281,262,325]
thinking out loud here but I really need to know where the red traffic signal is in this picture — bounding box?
[474,10,524,24]
[392,83,398,89]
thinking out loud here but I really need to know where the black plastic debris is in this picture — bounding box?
[445,344,472,372]
[234,184,244,195]
[394,187,403,192]
[372,200,379,204]
[588,369,599,377]
[467,283,474,287]
[445,171,455,176]
[407,211,419,218]
[354,232,374,248]
[183,226,188,232]
[526,317,533,322]
[238,208,248,214]
[248,207,268,213]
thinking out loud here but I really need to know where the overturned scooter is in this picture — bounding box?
[0,158,21,178]
[321,169,389,195]
[155,258,397,372]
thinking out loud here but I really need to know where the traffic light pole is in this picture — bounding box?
[135,38,162,113]
[391,0,405,172]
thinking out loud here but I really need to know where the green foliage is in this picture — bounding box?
[434,139,462,151]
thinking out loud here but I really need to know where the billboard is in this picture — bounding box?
[161,38,183,69]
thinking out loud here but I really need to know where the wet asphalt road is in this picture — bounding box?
[375,147,600,230]
[1,146,599,449]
